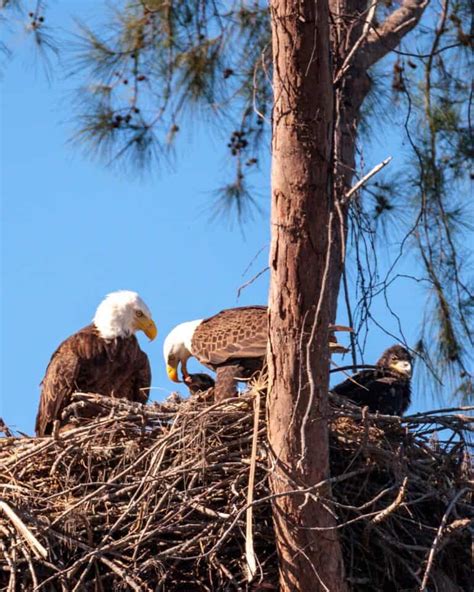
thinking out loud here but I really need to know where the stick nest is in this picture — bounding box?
[0,387,472,591]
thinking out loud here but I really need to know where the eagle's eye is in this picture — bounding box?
[135,310,144,318]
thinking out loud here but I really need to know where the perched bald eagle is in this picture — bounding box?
[35,291,157,436]
[163,306,349,402]
[331,345,412,415]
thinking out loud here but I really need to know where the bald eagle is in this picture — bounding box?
[331,345,412,415]
[35,291,157,436]
[163,306,349,402]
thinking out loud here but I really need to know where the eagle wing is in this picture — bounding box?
[35,334,83,436]
[332,369,410,415]
[331,369,378,399]
[133,350,152,404]
[36,326,152,435]
[191,306,268,367]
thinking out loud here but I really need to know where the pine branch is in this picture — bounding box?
[356,0,430,70]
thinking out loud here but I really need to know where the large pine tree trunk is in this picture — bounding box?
[267,0,428,588]
[267,1,348,590]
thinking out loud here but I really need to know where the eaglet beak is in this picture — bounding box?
[390,360,412,376]
[136,316,158,341]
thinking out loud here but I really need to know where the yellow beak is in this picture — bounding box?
[390,360,412,376]
[135,316,158,341]
[167,364,180,383]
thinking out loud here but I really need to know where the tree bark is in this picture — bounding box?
[267,0,429,589]
[267,1,347,591]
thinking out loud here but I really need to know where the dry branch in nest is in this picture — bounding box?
[0,384,472,591]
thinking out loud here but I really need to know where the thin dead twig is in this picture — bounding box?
[343,157,393,204]
[0,502,48,560]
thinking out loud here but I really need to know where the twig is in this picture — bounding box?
[237,266,269,299]
[0,388,471,590]
[0,502,48,560]
[330,364,379,373]
[245,387,260,582]
[419,488,469,591]
[342,157,393,204]
[367,477,408,530]
[334,0,378,85]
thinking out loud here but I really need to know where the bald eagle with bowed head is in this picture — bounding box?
[164,306,349,402]
[331,344,412,415]
[35,291,157,436]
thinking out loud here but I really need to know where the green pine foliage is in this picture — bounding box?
[2,0,472,400]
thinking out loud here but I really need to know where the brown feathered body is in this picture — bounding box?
[190,307,266,401]
[191,306,268,401]
[35,324,151,436]
[332,345,412,415]
[165,306,349,402]
[191,306,268,370]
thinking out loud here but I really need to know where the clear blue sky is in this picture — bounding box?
[1,2,436,434]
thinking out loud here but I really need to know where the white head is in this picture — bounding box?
[93,290,157,341]
[163,319,202,382]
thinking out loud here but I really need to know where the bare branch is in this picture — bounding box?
[356,0,430,70]
[343,156,392,204]
[334,0,378,85]
[0,502,48,560]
